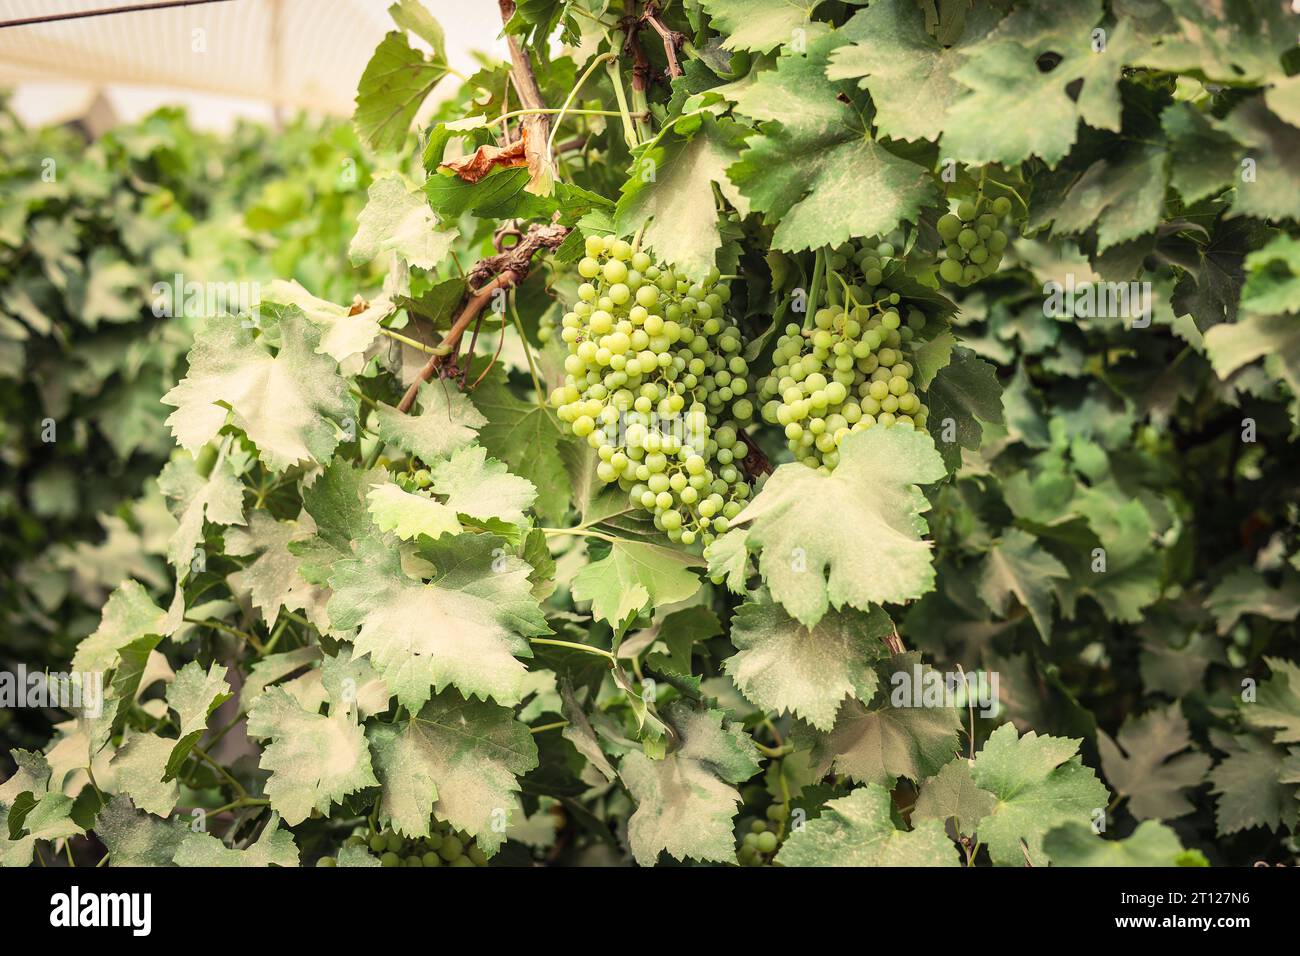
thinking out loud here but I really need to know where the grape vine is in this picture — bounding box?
[2,0,1299,877]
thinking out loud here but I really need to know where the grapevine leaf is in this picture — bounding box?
[559,680,617,783]
[826,0,999,143]
[161,313,353,472]
[337,845,381,867]
[1135,0,1298,85]
[728,23,939,252]
[910,330,956,391]
[699,0,829,54]
[93,796,186,867]
[157,452,245,573]
[1240,234,1300,317]
[942,2,1138,168]
[173,813,299,867]
[354,31,448,153]
[1216,98,1300,222]
[350,171,457,270]
[423,167,565,222]
[71,580,177,675]
[107,732,180,817]
[245,686,379,826]
[1042,820,1187,867]
[806,655,962,787]
[912,759,996,837]
[366,482,462,541]
[367,690,538,854]
[619,704,760,866]
[1208,730,1300,834]
[776,783,960,867]
[1097,704,1211,820]
[1161,103,1239,205]
[976,527,1068,640]
[374,381,487,464]
[1205,317,1300,425]
[705,527,751,594]
[471,369,573,522]
[733,427,946,628]
[261,279,391,362]
[924,347,1004,472]
[969,723,1110,866]
[1203,568,1300,635]
[0,751,49,807]
[389,0,445,57]
[227,511,332,628]
[240,646,322,711]
[1245,657,1300,745]
[1041,145,1167,253]
[431,444,537,527]
[614,117,748,281]
[570,538,702,629]
[163,662,232,780]
[327,535,544,709]
[724,601,889,731]
[645,606,721,686]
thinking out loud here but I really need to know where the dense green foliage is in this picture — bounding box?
[0,106,383,750]
[3,0,1300,869]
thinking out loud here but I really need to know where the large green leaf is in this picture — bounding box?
[699,0,829,54]
[354,31,449,152]
[725,601,889,731]
[619,705,760,866]
[368,691,538,855]
[806,655,962,788]
[349,171,457,270]
[571,538,702,629]
[827,0,1000,143]
[245,685,378,826]
[615,117,748,280]
[1042,820,1188,867]
[173,814,299,867]
[777,783,960,867]
[976,528,1068,640]
[970,723,1110,866]
[327,534,545,709]
[733,427,946,628]
[374,380,486,464]
[728,22,938,252]
[1097,704,1211,821]
[162,313,353,472]
[471,370,572,522]
[941,0,1138,167]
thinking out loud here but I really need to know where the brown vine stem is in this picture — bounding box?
[641,2,685,79]
[884,621,906,655]
[396,274,512,413]
[396,221,570,414]
[498,0,553,187]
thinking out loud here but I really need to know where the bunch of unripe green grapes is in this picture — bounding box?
[936,194,1012,287]
[758,297,927,473]
[549,235,755,546]
[736,803,789,867]
[317,823,489,867]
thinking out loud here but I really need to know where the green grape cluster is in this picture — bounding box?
[736,803,789,867]
[935,194,1012,287]
[550,235,755,546]
[317,823,489,867]
[758,285,928,472]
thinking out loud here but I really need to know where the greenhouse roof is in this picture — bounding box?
[0,0,505,130]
